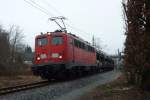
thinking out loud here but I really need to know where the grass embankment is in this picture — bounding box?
[80,74,150,100]
[0,75,41,88]
[0,65,42,88]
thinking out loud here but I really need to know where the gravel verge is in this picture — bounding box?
[0,70,121,100]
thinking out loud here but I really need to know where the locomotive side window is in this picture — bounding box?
[37,38,48,46]
[87,45,95,52]
[74,39,81,48]
[81,42,85,49]
[74,39,95,52]
[74,39,79,47]
[51,36,63,45]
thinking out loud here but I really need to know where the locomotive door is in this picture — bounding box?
[69,37,75,63]
[72,39,75,63]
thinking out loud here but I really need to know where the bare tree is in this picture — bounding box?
[9,25,24,63]
[0,26,10,64]
[0,24,31,75]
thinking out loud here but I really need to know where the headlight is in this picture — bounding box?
[59,55,62,59]
[37,57,41,60]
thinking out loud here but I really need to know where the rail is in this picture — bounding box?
[0,80,49,96]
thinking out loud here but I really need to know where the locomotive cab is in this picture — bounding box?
[35,36,49,64]
[32,32,67,79]
[50,33,66,62]
[35,32,66,64]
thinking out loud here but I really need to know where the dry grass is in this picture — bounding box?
[0,75,42,88]
[79,74,150,100]
[0,64,32,76]
[0,65,42,88]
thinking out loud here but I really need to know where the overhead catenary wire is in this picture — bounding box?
[29,0,55,16]
[66,22,89,35]
[23,0,91,40]
[65,22,91,39]
[34,0,91,38]
[24,0,54,17]
[39,0,65,16]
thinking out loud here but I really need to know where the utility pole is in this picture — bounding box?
[92,35,96,47]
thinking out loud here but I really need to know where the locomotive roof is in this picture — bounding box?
[68,33,91,45]
[36,31,93,46]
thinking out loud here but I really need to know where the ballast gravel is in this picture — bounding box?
[0,70,121,100]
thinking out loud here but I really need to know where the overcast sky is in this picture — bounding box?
[0,0,125,54]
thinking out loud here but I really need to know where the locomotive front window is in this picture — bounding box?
[51,37,63,45]
[37,38,48,46]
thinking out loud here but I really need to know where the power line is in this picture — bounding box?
[24,0,54,17]
[66,23,91,40]
[35,0,90,38]
[29,0,55,16]
[24,0,92,40]
[39,0,64,16]
[66,22,91,37]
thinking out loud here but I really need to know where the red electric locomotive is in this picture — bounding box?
[32,17,114,80]
[32,30,98,79]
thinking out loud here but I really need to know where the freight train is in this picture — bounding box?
[32,30,114,80]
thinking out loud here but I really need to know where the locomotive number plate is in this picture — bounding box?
[40,54,47,59]
[52,53,59,58]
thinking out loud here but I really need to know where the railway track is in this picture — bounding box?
[0,80,49,96]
